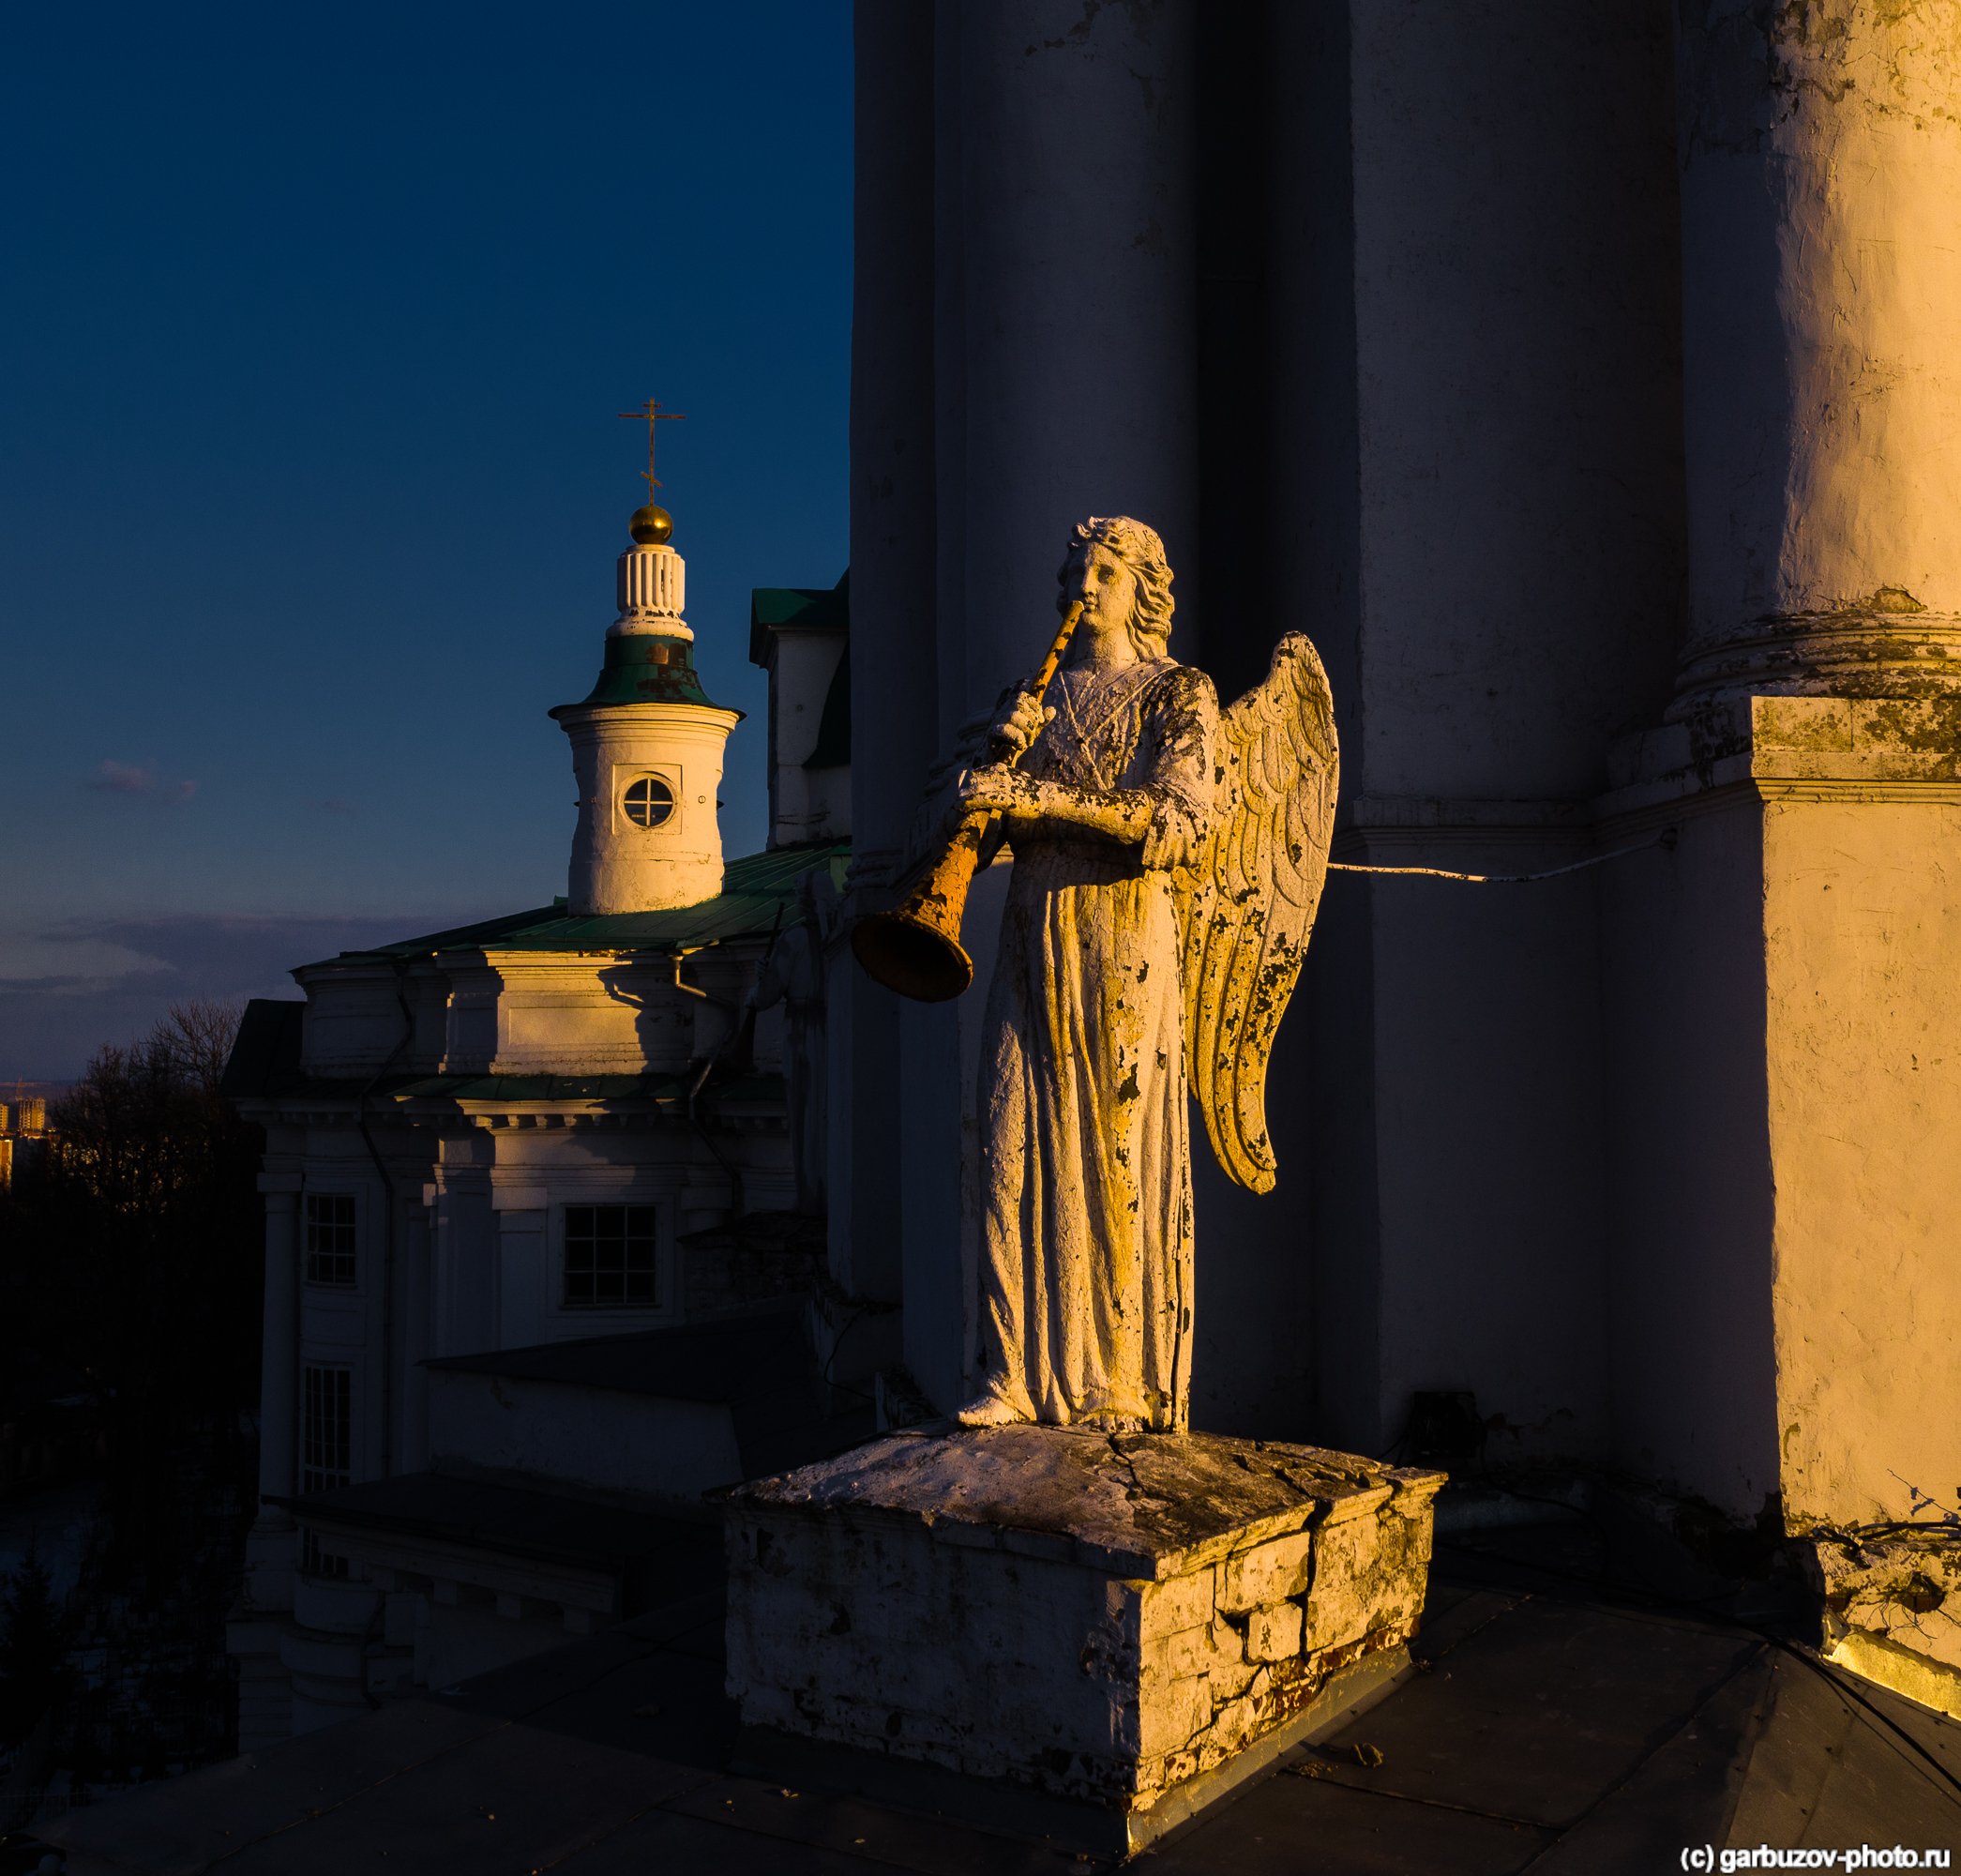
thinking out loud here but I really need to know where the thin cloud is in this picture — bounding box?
[0,908,505,1080]
[87,760,155,794]
[83,761,198,803]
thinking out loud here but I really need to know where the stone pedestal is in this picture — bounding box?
[724,1427,1442,1853]
[1600,697,1961,1717]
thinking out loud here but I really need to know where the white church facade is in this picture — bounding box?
[223,490,859,1746]
[219,0,1961,1751]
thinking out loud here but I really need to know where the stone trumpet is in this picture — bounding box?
[851,601,1085,1002]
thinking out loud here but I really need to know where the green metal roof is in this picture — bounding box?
[551,628,734,713]
[300,841,850,972]
[748,569,848,667]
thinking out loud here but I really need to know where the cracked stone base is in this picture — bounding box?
[1804,1527,1961,1719]
[723,1426,1444,1852]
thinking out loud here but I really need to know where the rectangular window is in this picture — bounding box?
[299,1530,348,1580]
[304,1193,358,1286]
[299,1364,352,1578]
[301,1365,352,1495]
[563,1203,658,1308]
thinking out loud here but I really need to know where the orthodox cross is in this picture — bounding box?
[617,397,686,504]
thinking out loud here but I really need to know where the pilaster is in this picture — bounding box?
[490,1180,549,1352]
[1596,704,1961,1543]
[1631,17,1961,1649]
[1671,3,1961,753]
[884,0,1200,1415]
[249,1174,302,1560]
[234,1171,302,1751]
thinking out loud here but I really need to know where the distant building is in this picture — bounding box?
[223,485,867,1747]
[0,1093,55,1188]
[749,573,850,849]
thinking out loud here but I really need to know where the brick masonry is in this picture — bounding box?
[724,1426,1443,1821]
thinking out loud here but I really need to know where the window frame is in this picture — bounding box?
[560,1201,662,1310]
[301,1363,353,1495]
[298,1361,354,1578]
[621,773,677,829]
[611,764,682,838]
[303,1191,360,1288]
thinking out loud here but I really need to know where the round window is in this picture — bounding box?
[622,775,676,828]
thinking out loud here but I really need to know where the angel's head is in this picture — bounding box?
[1061,515,1175,661]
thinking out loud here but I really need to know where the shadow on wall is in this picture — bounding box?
[1188,997,1319,1443]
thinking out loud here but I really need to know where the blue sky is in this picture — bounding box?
[1,2,853,1079]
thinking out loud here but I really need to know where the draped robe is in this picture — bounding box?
[973,657,1219,1431]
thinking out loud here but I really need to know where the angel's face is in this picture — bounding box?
[1062,542,1139,665]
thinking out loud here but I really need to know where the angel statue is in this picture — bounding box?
[939,513,1339,1434]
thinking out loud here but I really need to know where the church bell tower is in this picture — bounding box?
[550,401,742,914]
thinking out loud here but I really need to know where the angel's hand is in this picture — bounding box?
[987,689,1053,759]
[957,765,1044,823]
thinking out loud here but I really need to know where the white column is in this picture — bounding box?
[842,0,950,1313]
[885,0,1201,1413]
[490,1184,549,1350]
[255,1176,302,1520]
[1599,5,1961,1558]
[399,1197,432,1473]
[430,1159,494,1357]
[233,1171,304,1747]
[1672,4,1961,741]
[937,0,1201,722]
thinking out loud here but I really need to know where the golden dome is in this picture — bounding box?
[629,504,673,546]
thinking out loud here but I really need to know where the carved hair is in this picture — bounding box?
[1066,515,1175,658]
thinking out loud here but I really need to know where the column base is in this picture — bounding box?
[1804,1529,1961,1720]
[1667,605,1961,764]
[724,1426,1443,1853]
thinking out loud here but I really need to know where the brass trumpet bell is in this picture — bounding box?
[850,822,985,1002]
[850,599,1084,1005]
[850,909,974,1003]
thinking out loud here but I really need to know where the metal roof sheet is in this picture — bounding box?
[301,842,848,970]
[748,570,848,665]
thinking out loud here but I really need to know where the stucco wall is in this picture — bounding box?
[1298,0,1687,1458]
[1346,0,1685,802]
[850,0,1696,1445]
[1367,847,1611,1460]
[428,1369,743,1502]
[1764,796,1961,1529]
[1598,797,1781,1519]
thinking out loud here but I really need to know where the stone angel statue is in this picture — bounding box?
[947,515,1338,1434]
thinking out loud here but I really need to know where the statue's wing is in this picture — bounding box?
[1182,633,1339,1193]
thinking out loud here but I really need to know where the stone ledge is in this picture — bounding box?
[1607,695,1961,812]
[724,1427,1442,1849]
[729,1423,1424,1578]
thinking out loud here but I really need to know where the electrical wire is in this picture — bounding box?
[1328,827,1677,884]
